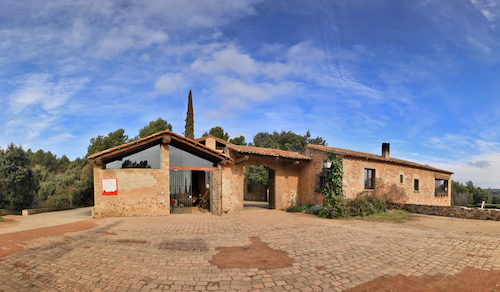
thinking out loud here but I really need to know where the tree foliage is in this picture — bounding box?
[134,118,172,140]
[86,129,128,157]
[27,149,70,173]
[184,90,194,139]
[451,180,492,205]
[37,158,93,209]
[252,130,326,152]
[0,144,38,211]
[202,126,230,141]
[229,135,247,145]
[245,165,269,186]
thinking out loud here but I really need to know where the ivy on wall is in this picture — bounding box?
[321,152,343,199]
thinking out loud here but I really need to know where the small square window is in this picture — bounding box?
[414,179,419,191]
[319,176,326,189]
[435,179,448,196]
[364,169,375,189]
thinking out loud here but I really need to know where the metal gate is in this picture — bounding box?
[170,170,192,214]
[209,169,223,215]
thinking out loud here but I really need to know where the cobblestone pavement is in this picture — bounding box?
[1,210,500,292]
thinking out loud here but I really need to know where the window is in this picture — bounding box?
[169,144,217,167]
[364,169,375,189]
[414,179,419,191]
[315,174,326,190]
[247,184,253,193]
[319,176,326,189]
[435,179,448,196]
[104,143,161,169]
[400,174,404,184]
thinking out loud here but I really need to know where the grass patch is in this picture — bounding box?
[286,204,313,213]
[354,209,414,223]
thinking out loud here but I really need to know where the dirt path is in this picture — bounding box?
[404,213,500,234]
[0,207,93,234]
[0,219,100,257]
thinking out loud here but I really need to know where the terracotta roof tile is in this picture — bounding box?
[227,145,311,160]
[305,144,453,174]
[87,130,231,162]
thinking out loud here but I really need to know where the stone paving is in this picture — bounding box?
[1,209,500,291]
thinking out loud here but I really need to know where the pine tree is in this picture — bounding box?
[184,90,194,139]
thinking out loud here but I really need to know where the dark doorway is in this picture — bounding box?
[170,170,221,214]
[268,169,275,209]
[243,166,276,210]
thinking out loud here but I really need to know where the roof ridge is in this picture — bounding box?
[87,130,231,161]
[305,144,452,174]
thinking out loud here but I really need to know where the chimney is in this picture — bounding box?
[382,143,390,158]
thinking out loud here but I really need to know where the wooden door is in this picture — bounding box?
[268,169,275,209]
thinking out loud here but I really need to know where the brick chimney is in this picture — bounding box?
[382,143,390,158]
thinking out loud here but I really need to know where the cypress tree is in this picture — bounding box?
[184,90,194,139]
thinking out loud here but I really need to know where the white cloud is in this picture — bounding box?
[430,151,500,188]
[191,44,260,76]
[155,73,186,95]
[471,0,500,29]
[8,73,89,114]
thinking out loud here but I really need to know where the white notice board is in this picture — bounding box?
[102,178,118,195]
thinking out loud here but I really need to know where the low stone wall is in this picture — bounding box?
[22,207,73,216]
[388,203,500,221]
[0,209,21,216]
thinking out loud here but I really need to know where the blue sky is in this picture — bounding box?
[1,0,500,188]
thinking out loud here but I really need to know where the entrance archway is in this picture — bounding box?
[243,165,276,209]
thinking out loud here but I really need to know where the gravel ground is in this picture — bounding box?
[0,207,92,234]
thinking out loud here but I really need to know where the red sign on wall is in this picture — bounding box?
[102,178,118,195]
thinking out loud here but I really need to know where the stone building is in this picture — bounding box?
[298,143,452,206]
[88,131,452,217]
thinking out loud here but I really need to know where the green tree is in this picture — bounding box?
[253,130,326,152]
[86,129,128,157]
[229,135,247,145]
[451,180,472,205]
[37,158,93,208]
[245,165,269,186]
[0,143,38,210]
[134,118,172,140]
[202,126,230,141]
[184,90,194,139]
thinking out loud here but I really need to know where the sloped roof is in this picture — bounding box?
[87,130,231,162]
[304,144,453,174]
[195,135,233,146]
[227,144,311,161]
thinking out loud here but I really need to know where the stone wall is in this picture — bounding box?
[93,144,170,217]
[298,147,451,206]
[222,155,300,212]
[243,180,267,201]
[0,209,21,216]
[389,203,500,221]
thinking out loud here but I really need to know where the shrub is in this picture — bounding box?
[319,196,350,219]
[305,204,321,215]
[349,194,386,217]
[286,205,304,212]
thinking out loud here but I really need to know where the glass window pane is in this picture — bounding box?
[104,144,161,169]
[169,145,216,167]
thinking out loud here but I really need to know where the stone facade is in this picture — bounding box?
[92,144,170,218]
[243,180,267,201]
[89,130,452,217]
[299,147,451,206]
[221,155,300,213]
